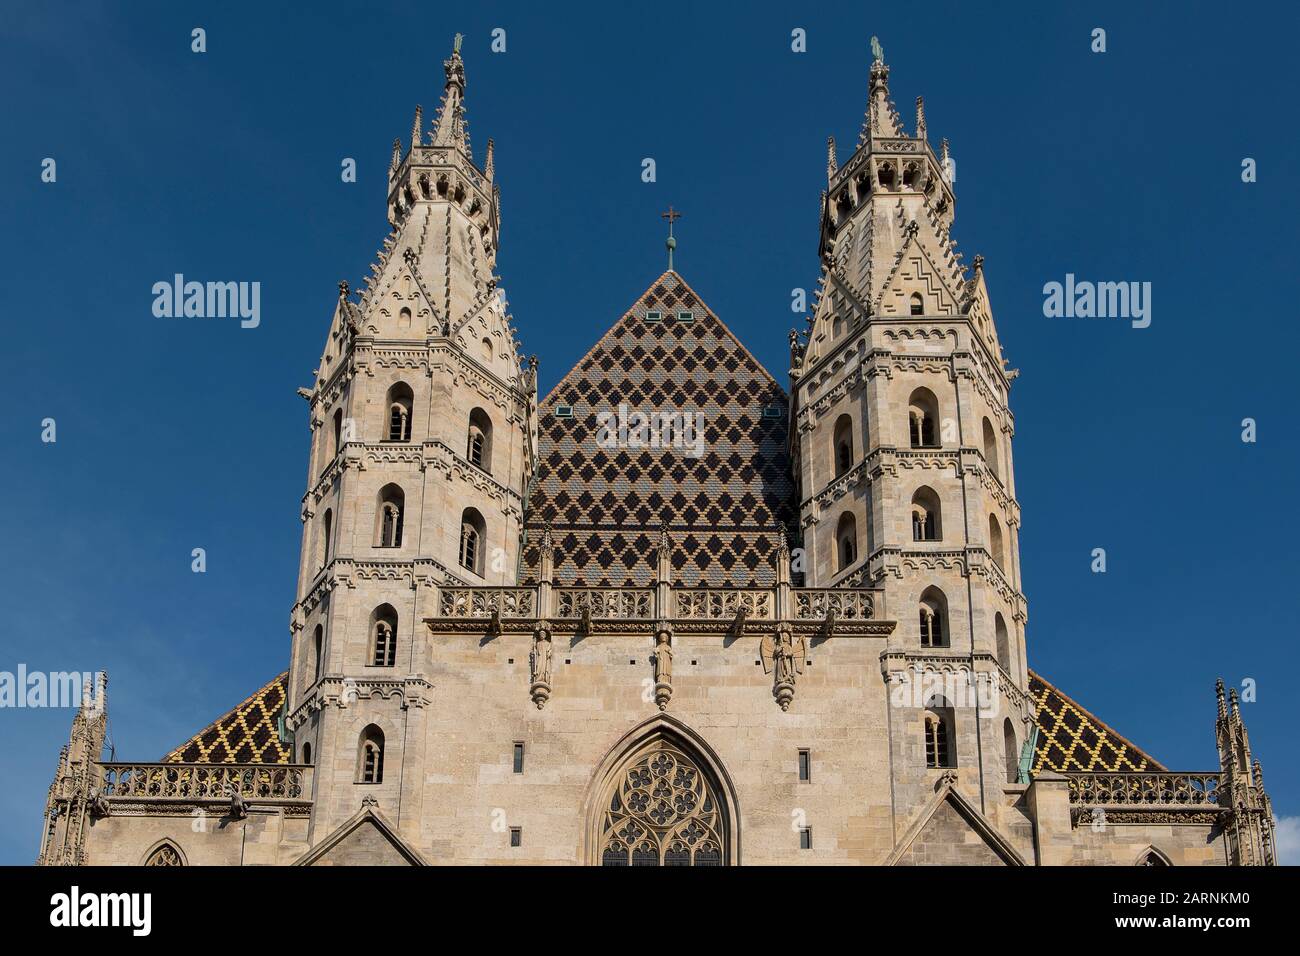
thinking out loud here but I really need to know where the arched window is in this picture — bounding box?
[467,407,493,472]
[908,387,939,448]
[144,842,185,866]
[302,741,312,764]
[311,624,324,684]
[918,586,948,648]
[1004,718,1019,784]
[988,514,1005,569]
[481,337,493,363]
[371,604,398,667]
[460,508,486,575]
[982,417,1000,479]
[994,612,1012,673]
[358,725,384,784]
[832,414,854,478]
[321,509,333,566]
[376,484,404,548]
[332,408,344,459]
[909,292,924,316]
[385,383,414,442]
[923,698,955,769]
[836,512,857,571]
[911,486,942,541]
[596,735,729,866]
[399,306,412,330]
[1137,848,1171,866]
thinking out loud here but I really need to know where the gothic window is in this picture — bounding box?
[982,417,1001,479]
[836,512,857,571]
[144,843,184,866]
[988,513,1005,569]
[460,508,486,575]
[481,337,493,363]
[321,508,333,566]
[910,292,924,316]
[371,605,398,667]
[918,586,948,648]
[303,742,312,764]
[399,307,412,330]
[911,486,941,541]
[1004,718,1019,784]
[358,725,384,784]
[376,484,404,548]
[924,705,954,768]
[312,624,323,684]
[385,383,414,442]
[832,414,854,478]
[467,408,493,472]
[598,742,726,867]
[332,408,344,460]
[994,612,1012,674]
[908,387,939,448]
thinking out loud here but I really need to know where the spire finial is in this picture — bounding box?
[390,137,402,174]
[915,96,927,140]
[433,37,470,153]
[661,205,682,272]
[453,32,463,54]
[861,38,900,143]
[826,135,837,182]
[485,137,495,182]
[412,104,423,149]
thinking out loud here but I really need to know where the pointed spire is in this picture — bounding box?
[411,104,423,149]
[1216,677,1228,721]
[860,36,902,143]
[826,135,837,183]
[915,96,927,140]
[485,137,495,182]
[433,35,470,153]
[390,137,402,175]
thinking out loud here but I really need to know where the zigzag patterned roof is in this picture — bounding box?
[522,271,795,587]
[1029,670,1164,773]
[163,672,291,764]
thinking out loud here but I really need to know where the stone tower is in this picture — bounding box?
[789,43,1032,813]
[285,38,538,841]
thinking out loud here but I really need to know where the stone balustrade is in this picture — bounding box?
[1066,772,1220,808]
[439,587,536,618]
[674,588,774,620]
[794,588,877,620]
[555,588,654,620]
[428,583,883,624]
[101,763,311,802]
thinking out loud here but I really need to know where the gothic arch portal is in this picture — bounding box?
[582,715,740,866]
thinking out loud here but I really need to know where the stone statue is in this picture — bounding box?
[654,630,673,685]
[871,36,884,63]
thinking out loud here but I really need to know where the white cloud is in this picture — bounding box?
[1275,816,1300,866]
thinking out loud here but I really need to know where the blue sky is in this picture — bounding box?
[1,1,1297,865]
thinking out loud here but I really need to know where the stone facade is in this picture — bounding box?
[37,40,1276,868]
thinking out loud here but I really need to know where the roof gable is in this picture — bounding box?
[1029,670,1165,773]
[522,271,794,587]
[163,672,291,765]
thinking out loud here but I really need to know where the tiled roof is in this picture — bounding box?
[1029,670,1164,773]
[163,672,291,764]
[522,271,795,587]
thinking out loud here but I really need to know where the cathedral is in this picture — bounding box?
[38,40,1275,867]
